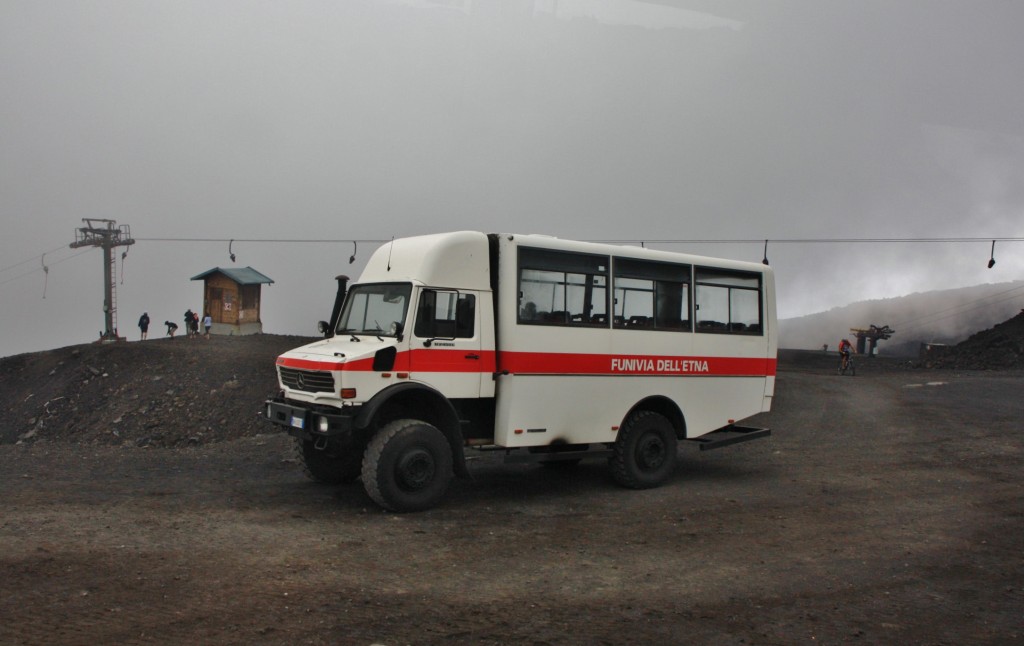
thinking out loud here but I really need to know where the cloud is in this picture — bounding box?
[1,0,1022,356]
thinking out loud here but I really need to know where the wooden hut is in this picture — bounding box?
[190,266,274,335]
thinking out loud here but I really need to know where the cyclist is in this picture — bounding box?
[838,338,854,370]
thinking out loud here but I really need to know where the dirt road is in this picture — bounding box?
[1,353,1021,645]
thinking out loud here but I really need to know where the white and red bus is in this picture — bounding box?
[266,231,776,511]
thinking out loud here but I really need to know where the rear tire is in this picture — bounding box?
[362,419,453,512]
[610,410,678,489]
[294,437,361,484]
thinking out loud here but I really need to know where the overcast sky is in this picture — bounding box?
[2,0,1022,357]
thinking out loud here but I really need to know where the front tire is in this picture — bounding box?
[361,419,453,512]
[610,410,678,489]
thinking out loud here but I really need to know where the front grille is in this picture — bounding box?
[279,367,336,393]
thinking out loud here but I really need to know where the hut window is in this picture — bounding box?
[241,285,260,310]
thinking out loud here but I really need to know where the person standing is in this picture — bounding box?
[203,312,212,339]
[138,312,150,340]
[184,309,195,339]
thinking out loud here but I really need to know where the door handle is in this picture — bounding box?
[465,353,480,360]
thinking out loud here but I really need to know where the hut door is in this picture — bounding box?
[209,288,224,324]
[222,291,236,324]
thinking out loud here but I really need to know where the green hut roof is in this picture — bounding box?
[190,266,274,285]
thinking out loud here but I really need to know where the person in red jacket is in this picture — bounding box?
[838,338,854,368]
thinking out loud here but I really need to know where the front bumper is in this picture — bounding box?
[264,396,356,439]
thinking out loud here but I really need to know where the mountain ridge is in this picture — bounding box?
[779,280,1024,355]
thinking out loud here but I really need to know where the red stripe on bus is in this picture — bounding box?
[408,349,498,372]
[497,352,776,377]
[278,351,774,377]
[276,356,372,371]
[277,350,496,373]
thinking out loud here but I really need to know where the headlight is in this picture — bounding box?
[317,416,330,433]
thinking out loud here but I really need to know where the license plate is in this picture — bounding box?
[290,415,305,429]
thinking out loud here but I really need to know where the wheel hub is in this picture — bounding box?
[396,448,435,491]
[637,433,666,471]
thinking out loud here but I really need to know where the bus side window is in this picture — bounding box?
[415,290,475,339]
[414,290,437,338]
[518,247,608,327]
[455,295,475,337]
[695,268,763,335]
[612,257,691,332]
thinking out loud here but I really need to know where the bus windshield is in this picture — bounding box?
[336,283,412,337]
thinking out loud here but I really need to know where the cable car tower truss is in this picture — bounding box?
[69,219,135,341]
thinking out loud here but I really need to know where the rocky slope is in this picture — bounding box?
[0,334,315,447]
[918,310,1024,369]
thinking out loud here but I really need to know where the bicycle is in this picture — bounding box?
[838,352,855,376]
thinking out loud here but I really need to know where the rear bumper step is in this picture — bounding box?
[690,425,771,451]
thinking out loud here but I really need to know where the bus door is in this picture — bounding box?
[410,289,483,398]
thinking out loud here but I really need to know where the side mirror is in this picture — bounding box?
[390,321,404,341]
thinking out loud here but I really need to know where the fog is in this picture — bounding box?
[2,1,1022,357]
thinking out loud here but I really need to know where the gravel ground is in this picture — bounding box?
[1,344,1021,645]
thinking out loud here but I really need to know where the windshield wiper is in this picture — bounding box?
[337,328,361,342]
